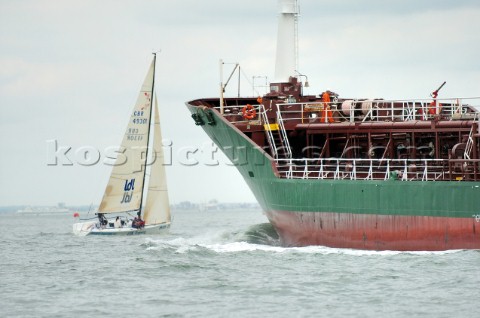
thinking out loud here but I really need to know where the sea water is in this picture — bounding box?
[0,209,478,317]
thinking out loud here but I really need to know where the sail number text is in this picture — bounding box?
[132,111,147,125]
[132,118,148,124]
[127,128,143,141]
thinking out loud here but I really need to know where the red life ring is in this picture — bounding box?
[242,104,256,120]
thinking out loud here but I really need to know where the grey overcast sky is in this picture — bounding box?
[1,0,480,206]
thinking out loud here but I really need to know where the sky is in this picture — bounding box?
[1,0,480,206]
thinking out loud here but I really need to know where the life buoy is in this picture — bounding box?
[242,104,256,120]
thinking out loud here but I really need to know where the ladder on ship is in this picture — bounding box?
[464,113,478,160]
[260,105,292,159]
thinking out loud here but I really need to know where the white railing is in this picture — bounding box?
[276,97,480,124]
[259,104,278,158]
[275,158,480,181]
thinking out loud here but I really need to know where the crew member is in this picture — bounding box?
[132,216,139,228]
[114,216,121,228]
[98,213,107,228]
[321,91,334,123]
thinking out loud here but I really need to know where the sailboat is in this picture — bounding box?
[73,54,171,236]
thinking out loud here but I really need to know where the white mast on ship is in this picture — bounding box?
[219,0,299,114]
[274,0,299,83]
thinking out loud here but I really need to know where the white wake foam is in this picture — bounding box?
[144,235,464,256]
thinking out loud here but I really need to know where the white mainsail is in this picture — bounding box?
[143,96,171,225]
[98,59,155,214]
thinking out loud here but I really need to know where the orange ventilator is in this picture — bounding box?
[428,100,439,115]
[428,93,442,115]
[242,104,257,120]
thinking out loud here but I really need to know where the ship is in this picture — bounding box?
[17,203,70,214]
[185,0,480,251]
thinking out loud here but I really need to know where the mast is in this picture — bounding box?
[138,53,156,217]
[219,59,224,115]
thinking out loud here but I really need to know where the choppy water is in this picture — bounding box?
[1,209,479,317]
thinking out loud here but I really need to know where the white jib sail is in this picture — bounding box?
[98,59,155,214]
[143,95,171,225]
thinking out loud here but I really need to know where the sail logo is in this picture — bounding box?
[121,191,133,204]
[124,179,135,191]
[120,179,135,204]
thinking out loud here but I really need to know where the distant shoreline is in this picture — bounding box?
[0,202,261,214]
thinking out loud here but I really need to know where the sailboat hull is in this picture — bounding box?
[72,222,170,236]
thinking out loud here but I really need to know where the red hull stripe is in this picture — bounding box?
[265,210,480,251]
